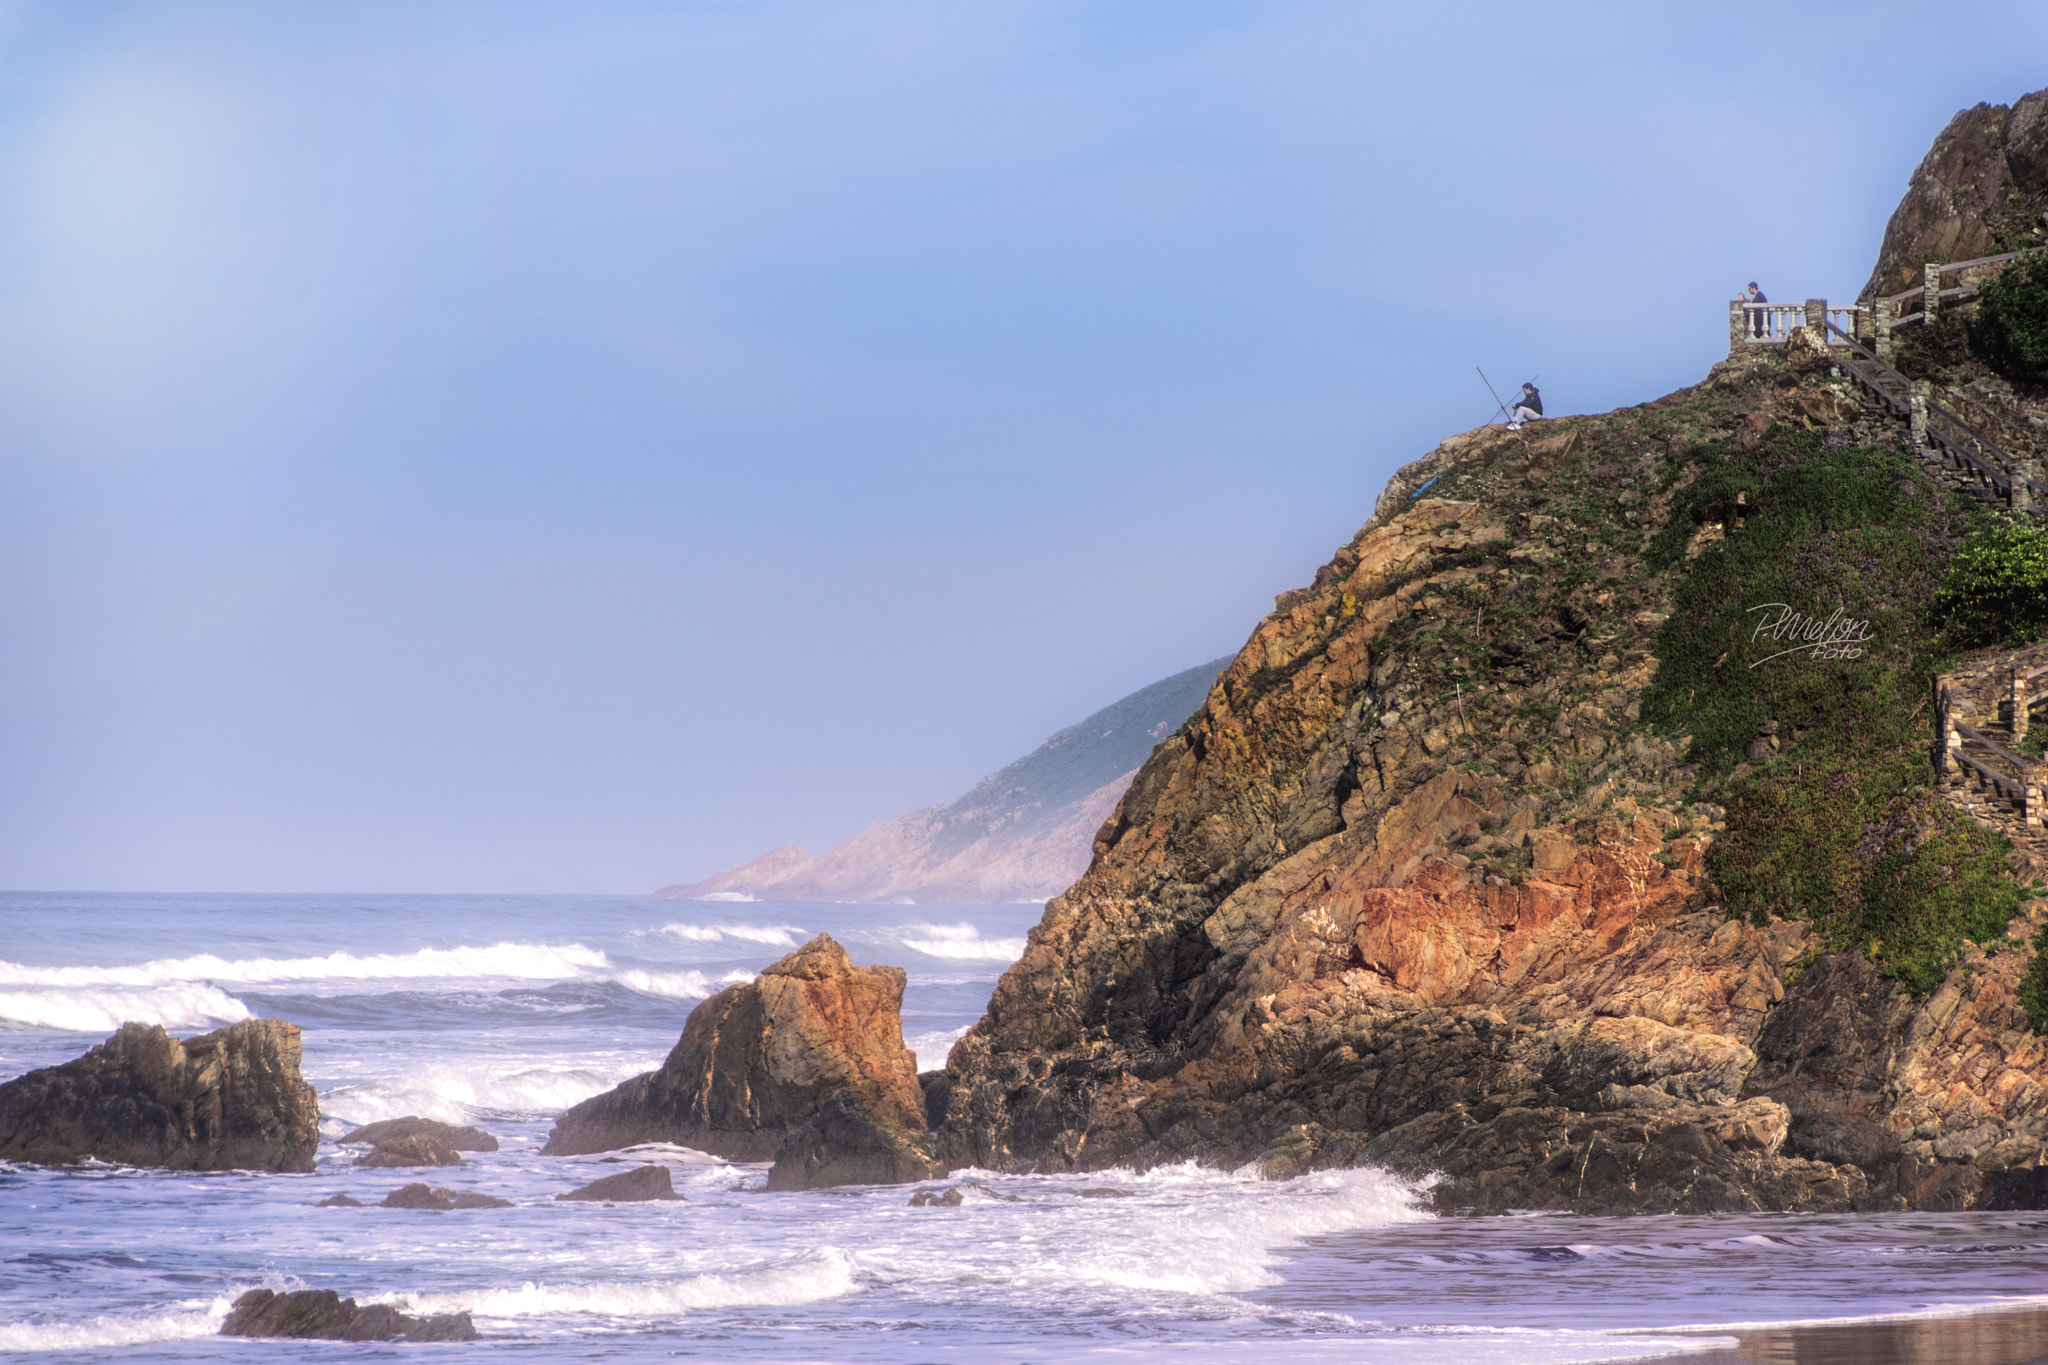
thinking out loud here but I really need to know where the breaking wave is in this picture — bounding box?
[653,922,805,947]
[0,982,250,1033]
[319,1061,649,1126]
[891,922,1027,962]
[398,1248,860,1319]
[0,1292,234,1353]
[0,942,610,990]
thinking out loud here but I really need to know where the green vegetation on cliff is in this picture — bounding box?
[1638,432,2020,992]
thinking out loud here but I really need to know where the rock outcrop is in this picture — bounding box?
[542,935,941,1188]
[219,1288,476,1342]
[379,1183,511,1210]
[556,1165,684,1202]
[658,659,1227,904]
[354,1133,463,1167]
[1861,86,2048,301]
[342,1116,498,1152]
[926,309,2048,1211]
[0,1020,319,1172]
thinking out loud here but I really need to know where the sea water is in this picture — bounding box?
[3,892,2046,1363]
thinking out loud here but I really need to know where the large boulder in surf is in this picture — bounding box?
[542,934,941,1187]
[555,1164,684,1202]
[0,1019,320,1172]
[354,1133,463,1167]
[342,1116,498,1152]
[220,1288,476,1342]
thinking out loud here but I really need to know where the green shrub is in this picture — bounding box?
[2021,926,2048,1034]
[1973,249,2048,385]
[1641,430,2019,991]
[1934,521,2048,647]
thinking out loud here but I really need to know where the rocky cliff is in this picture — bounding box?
[0,1019,321,1172]
[659,659,1228,904]
[929,287,2048,1210]
[1861,87,2048,301]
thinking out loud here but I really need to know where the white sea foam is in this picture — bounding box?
[398,1249,859,1319]
[892,922,1027,961]
[0,941,611,990]
[0,982,251,1033]
[320,1062,643,1126]
[697,891,756,902]
[655,922,805,947]
[905,1024,971,1072]
[0,1302,225,1352]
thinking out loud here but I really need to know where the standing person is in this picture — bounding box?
[1507,382,1543,430]
[1743,282,1768,338]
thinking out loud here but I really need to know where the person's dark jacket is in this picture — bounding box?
[1519,387,1542,416]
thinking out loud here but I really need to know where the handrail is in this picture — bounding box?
[1954,746,2026,801]
[1878,249,2034,306]
[1824,319,2044,506]
[2023,663,2048,683]
[1954,719,2033,771]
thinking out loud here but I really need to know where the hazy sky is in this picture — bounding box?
[2,1,2042,893]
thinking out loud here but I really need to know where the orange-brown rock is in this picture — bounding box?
[0,1019,320,1172]
[929,394,2047,1211]
[542,934,940,1188]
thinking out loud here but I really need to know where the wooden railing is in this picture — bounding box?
[1730,249,2035,361]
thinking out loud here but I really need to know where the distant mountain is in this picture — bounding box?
[656,658,1231,905]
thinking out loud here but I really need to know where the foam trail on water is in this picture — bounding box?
[891,922,1027,961]
[0,982,251,1032]
[399,1249,859,1318]
[0,942,611,990]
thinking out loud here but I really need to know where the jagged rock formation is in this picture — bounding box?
[928,334,2048,1211]
[659,659,1229,904]
[220,1288,476,1342]
[1862,86,2048,301]
[542,934,941,1188]
[0,1020,319,1172]
[341,1116,498,1152]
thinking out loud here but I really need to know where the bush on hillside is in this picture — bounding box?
[1973,249,2048,386]
[1934,521,2048,647]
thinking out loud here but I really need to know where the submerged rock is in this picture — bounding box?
[316,1193,366,1207]
[0,1020,319,1172]
[354,1133,464,1167]
[219,1288,476,1342]
[555,1165,683,1202]
[379,1183,510,1210]
[342,1116,498,1153]
[542,934,941,1189]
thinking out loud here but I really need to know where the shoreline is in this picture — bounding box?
[1638,1302,2048,1365]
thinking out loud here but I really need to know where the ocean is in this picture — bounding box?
[3,891,2046,1363]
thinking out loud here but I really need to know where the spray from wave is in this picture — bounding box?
[0,982,250,1033]
[654,923,805,948]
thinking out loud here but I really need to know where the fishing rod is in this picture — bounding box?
[1478,368,1542,426]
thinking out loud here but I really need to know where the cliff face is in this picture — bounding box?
[1861,86,2048,301]
[931,361,2048,1212]
[659,659,1228,904]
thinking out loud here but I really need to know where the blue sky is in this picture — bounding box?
[1,1,2043,892]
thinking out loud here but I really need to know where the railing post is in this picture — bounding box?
[1805,298,1826,334]
[1729,301,1747,357]
[1910,387,1928,448]
[1924,261,1941,323]
[1937,682,1957,780]
[2015,670,2031,742]
[2027,765,2044,828]
[1875,297,1895,361]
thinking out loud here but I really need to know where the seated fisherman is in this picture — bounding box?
[1507,382,1543,430]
